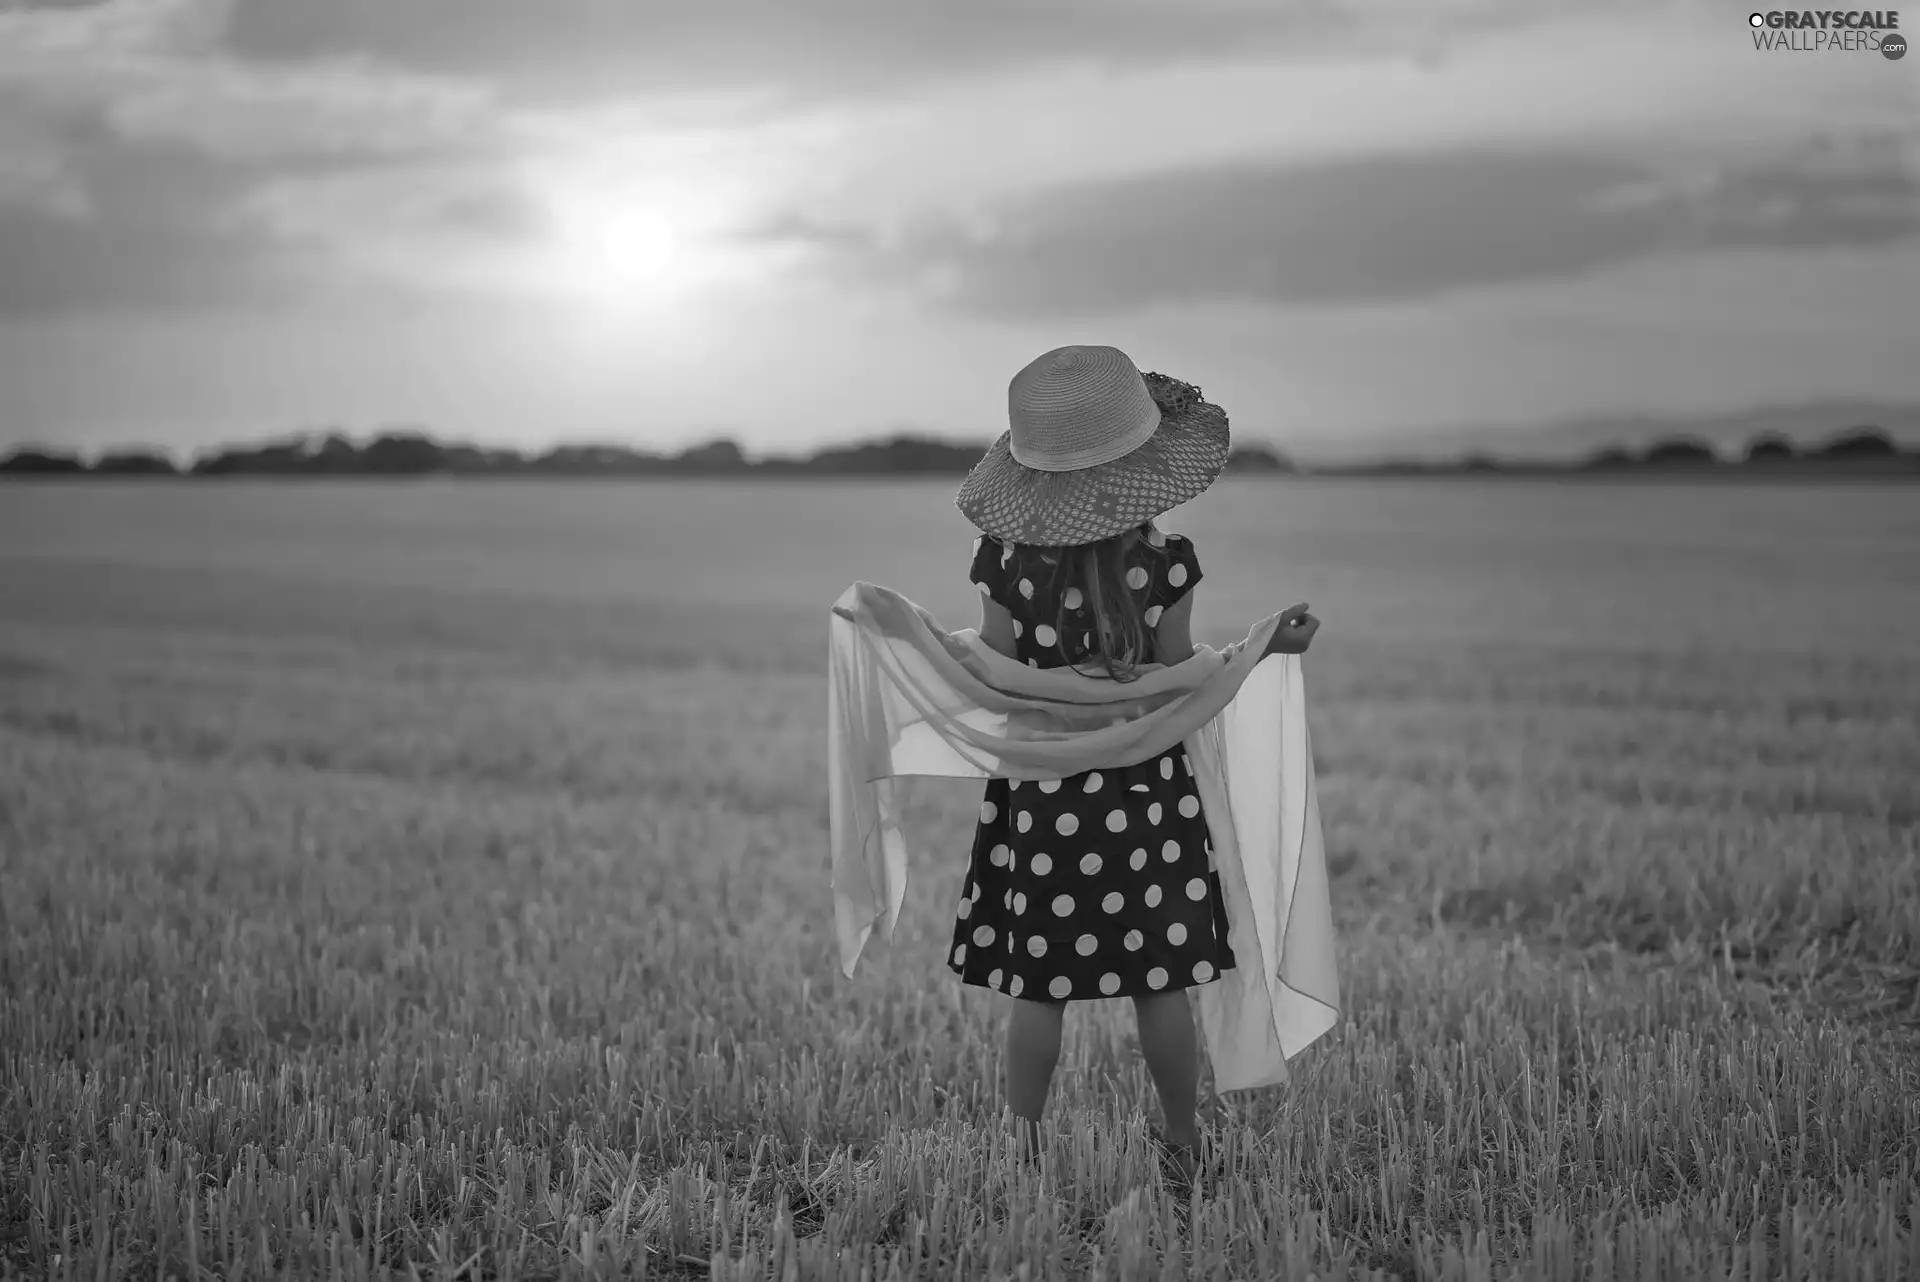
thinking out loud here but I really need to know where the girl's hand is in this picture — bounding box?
[1264,603,1319,656]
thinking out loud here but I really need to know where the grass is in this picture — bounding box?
[1,477,1917,1280]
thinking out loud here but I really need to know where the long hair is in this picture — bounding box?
[1033,521,1165,683]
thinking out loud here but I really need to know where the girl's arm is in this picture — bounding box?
[979,594,1018,658]
[1150,592,1196,666]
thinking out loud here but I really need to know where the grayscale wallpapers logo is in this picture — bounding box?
[1746,10,1906,57]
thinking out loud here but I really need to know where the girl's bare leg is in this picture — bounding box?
[1005,997,1067,1157]
[1132,990,1200,1150]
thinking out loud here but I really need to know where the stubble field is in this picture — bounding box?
[1,477,1917,1281]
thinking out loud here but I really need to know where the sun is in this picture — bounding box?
[541,185,687,301]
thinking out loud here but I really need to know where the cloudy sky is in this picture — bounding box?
[1,0,1916,461]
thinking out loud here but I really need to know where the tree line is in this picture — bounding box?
[0,430,1292,477]
[1,425,1913,478]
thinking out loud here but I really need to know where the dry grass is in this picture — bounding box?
[1,477,1917,1280]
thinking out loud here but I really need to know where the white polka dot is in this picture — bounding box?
[990,844,1010,867]
[989,968,1004,989]
[1160,757,1174,781]
[1147,526,1167,548]
[974,924,996,947]
[1131,783,1150,793]
[1106,809,1127,833]
[1193,960,1214,983]
[1028,936,1048,958]
[981,801,998,824]
[1168,563,1188,588]
[1083,772,1103,793]
[1178,794,1201,819]
[1080,853,1103,876]
[953,943,966,964]
[1147,967,1169,990]
[1144,605,1164,626]
[1084,633,1094,649]
[957,897,972,919]
[1052,894,1075,917]
[1002,544,1014,566]
[1027,658,1038,668]
[1168,922,1188,946]
[1129,848,1148,871]
[1009,975,1024,997]
[1055,813,1079,836]
[1162,839,1181,863]
[1076,934,1097,956]
[1184,757,1194,777]
[1014,893,1028,914]
[1017,811,1033,833]
[1102,891,1124,914]
[1145,884,1163,907]
[973,536,984,554]
[1050,976,1072,999]
[1011,619,1023,638]
[1018,577,1034,599]
[1147,802,1163,825]
[1038,779,1061,794]
[971,882,981,901]
[1004,890,1013,909]
[1126,566,1149,590]
[1124,929,1144,951]
[1034,623,1057,647]
[1064,587,1083,610]
[1031,853,1052,876]
[1100,973,1121,995]
[977,581,991,596]
[1187,878,1208,901]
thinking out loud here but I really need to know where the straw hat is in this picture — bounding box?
[954,345,1230,547]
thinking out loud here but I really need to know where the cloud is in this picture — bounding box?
[0,0,530,313]
[0,142,300,315]
[1,4,507,163]
[220,0,1437,99]
[752,135,1920,316]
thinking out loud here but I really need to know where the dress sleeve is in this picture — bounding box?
[969,534,1009,607]
[1158,534,1204,608]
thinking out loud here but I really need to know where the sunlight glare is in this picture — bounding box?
[544,186,685,302]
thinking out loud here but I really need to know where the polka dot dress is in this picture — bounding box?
[948,525,1235,1002]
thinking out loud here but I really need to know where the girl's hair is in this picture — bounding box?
[1035,521,1166,683]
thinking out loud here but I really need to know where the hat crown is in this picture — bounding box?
[1007,345,1162,473]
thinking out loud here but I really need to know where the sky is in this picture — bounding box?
[1,0,1916,462]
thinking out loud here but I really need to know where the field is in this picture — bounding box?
[2,477,1917,1281]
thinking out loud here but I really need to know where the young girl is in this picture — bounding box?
[948,344,1319,1184]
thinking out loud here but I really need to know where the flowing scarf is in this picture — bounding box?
[827,582,1339,1091]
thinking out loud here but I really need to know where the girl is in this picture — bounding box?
[948,345,1319,1185]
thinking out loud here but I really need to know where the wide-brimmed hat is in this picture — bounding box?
[954,345,1230,547]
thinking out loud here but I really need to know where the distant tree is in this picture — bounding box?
[93,449,179,476]
[309,432,363,473]
[1579,445,1636,471]
[1638,437,1718,467]
[0,447,86,475]
[1224,445,1294,474]
[1816,427,1896,460]
[672,439,749,472]
[802,436,982,474]
[359,431,447,474]
[1459,453,1502,473]
[191,442,303,475]
[1743,434,1797,464]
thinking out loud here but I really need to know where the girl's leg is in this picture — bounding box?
[1005,997,1067,1155]
[1131,990,1200,1149]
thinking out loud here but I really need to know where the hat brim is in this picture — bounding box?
[954,399,1229,546]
